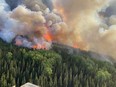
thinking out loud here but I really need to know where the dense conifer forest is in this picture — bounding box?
[0,39,116,87]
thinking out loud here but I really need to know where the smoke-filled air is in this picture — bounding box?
[0,0,116,60]
[54,0,116,60]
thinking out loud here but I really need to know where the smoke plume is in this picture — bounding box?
[0,0,116,60]
[0,0,68,49]
[54,0,116,60]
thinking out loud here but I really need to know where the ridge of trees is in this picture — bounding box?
[0,39,116,87]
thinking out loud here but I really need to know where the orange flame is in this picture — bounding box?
[43,31,52,42]
[15,39,22,46]
[32,43,46,50]
[73,43,78,48]
[32,45,38,49]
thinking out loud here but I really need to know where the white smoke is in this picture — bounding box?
[0,0,10,11]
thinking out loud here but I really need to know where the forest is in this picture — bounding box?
[0,39,116,87]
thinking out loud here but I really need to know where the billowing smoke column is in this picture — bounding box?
[54,0,116,60]
[0,0,116,60]
[0,0,68,50]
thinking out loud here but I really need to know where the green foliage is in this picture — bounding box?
[6,52,13,59]
[0,39,116,87]
[96,70,111,81]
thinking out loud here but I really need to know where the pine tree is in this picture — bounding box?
[1,74,7,87]
[54,74,57,87]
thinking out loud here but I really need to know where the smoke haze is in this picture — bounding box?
[54,0,116,60]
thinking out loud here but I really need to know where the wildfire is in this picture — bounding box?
[32,27,53,50]
[73,44,78,48]
[43,31,52,42]
[15,39,22,46]
[12,1,80,50]
[32,45,38,49]
[32,43,46,50]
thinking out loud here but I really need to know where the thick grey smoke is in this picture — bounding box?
[42,0,53,10]
[5,0,19,10]
[5,0,53,11]
[104,0,116,17]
